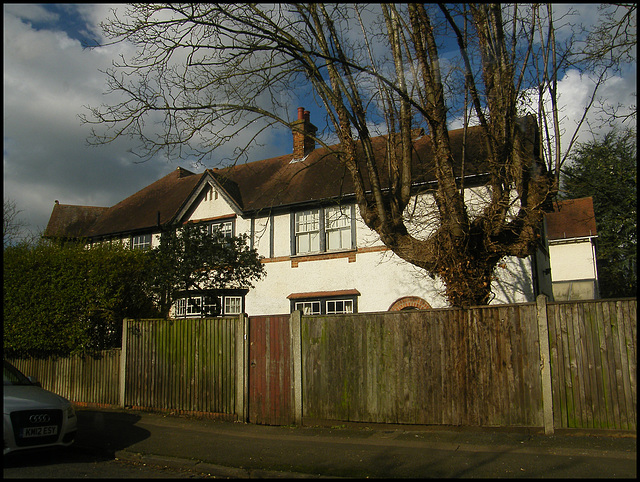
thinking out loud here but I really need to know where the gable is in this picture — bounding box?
[545,197,597,241]
[176,171,244,223]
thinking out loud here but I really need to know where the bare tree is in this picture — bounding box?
[83,4,631,307]
[3,198,27,248]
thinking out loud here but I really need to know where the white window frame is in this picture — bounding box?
[202,295,222,315]
[326,299,354,314]
[325,206,352,251]
[224,296,243,315]
[132,233,152,250]
[294,301,321,315]
[292,295,358,315]
[173,293,245,318]
[207,220,234,238]
[186,297,202,316]
[175,298,187,318]
[295,209,320,254]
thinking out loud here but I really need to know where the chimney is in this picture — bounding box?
[291,107,317,159]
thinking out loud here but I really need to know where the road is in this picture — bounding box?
[3,446,213,478]
[4,408,636,478]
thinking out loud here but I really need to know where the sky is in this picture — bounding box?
[3,4,636,240]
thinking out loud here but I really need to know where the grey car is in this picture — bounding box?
[3,360,77,455]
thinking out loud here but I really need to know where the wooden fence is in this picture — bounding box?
[8,297,636,432]
[547,299,636,430]
[9,350,121,407]
[301,305,542,427]
[121,317,241,417]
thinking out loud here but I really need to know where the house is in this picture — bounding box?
[544,197,599,300]
[45,108,554,317]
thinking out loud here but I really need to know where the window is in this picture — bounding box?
[295,210,320,254]
[224,296,243,315]
[207,220,233,238]
[173,291,246,318]
[186,297,202,316]
[132,233,152,250]
[326,299,353,314]
[325,206,352,251]
[207,186,218,201]
[202,295,221,316]
[290,291,359,314]
[292,205,354,255]
[175,298,187,318]
[294,301,321,315]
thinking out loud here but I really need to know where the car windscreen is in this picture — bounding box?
[3,360,34,386]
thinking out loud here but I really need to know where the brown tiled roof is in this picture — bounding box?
[212,122,496,213]
[44,203,109,239]
[46,120,539,239]
[545,197,597,240]
[86,167,203,237]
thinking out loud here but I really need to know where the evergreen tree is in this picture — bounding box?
[561,128,637,298]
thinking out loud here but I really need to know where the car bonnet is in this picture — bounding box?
[3,385,70,414]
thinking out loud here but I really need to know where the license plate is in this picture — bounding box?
[21,425,58,438]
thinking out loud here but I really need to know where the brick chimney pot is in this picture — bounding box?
[292,107,317,159]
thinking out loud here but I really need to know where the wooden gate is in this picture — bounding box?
[248,315,294,425]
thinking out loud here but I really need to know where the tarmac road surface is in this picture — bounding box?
[9,407,636,478]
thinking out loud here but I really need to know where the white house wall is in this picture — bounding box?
[549,240,597,282]
[181,181,549,315]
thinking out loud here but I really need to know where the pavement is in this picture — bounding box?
[75,407,636,478]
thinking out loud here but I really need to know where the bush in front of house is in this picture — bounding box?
[3,239,158,358]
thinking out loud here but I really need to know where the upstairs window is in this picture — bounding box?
[292,205,354,255]
[131,233,152,250]
[207,220,234,238]
[325,206,352,251]
[295,209,320,254]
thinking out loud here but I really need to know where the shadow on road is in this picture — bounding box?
[4,410,150,468]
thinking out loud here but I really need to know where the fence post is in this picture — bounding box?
[536,295,554,435]
[119,318,128,408]
[235,313,249,422]
[290,310,303,425]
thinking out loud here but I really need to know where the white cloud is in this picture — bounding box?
[3,4,59,24]
[3,5,175,237]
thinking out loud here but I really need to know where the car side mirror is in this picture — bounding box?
[27,376,42,387]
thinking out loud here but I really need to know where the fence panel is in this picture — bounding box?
[301,304,542,427]
[547,299,636,430]
[124,318,237,416]
[8,350,121,407]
